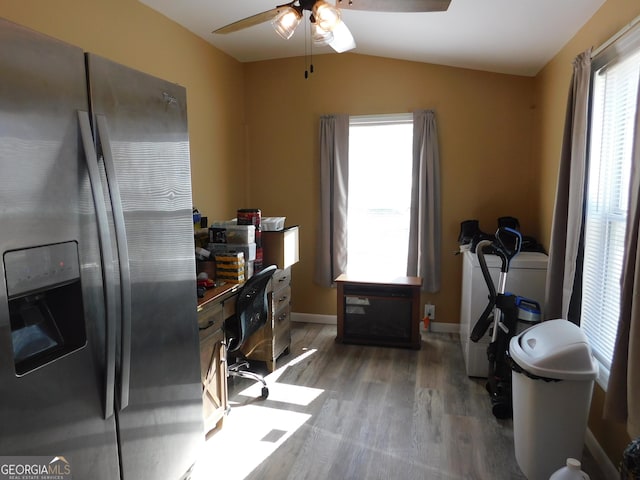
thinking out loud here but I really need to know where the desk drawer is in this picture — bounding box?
[198,302,224,342]
[271,285,291,314]
[272,267,291,289]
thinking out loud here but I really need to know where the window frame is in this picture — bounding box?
[582,24,640,390]
[346,113,413,278]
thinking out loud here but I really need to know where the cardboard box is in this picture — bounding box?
[262,225,299,269]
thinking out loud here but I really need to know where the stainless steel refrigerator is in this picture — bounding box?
[0,18,204,480]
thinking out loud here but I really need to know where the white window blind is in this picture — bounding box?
[582,47,640,388]
[346,114,413,278]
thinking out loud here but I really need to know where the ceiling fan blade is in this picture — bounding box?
[329,20,356,53]
[336,0,451,12]
[213,7,285,34]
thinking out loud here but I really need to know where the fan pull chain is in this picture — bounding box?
[304,12,309,78]
[304,11,315,79]
[309,33,314,77]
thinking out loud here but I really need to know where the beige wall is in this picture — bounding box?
[243,54,537,323]
[534,0,640,467]
[0,0,247,220]
[1,0,634,469]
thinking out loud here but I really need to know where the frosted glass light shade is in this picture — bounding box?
[312,1,341,32]
[272,7,302,40]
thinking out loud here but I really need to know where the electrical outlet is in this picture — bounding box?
[425,303,435,320]
[421,304,435,333]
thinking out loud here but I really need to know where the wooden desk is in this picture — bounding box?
[335,274,422,349]
[196,269,293,436]
[197,283,239,436]
[198,282,240,309]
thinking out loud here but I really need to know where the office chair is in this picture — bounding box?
[224,264,277,400]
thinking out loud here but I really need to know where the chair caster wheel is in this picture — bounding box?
[261,387,269,399]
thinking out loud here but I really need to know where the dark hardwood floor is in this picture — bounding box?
[194,323,606,480]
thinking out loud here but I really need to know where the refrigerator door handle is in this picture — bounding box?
[95,114,132,412]
[78,111,117,420]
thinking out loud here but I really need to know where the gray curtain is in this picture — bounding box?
[407,110,441,292]
[604,82,640,438]
[544,50,592,322]
[314,114,349,287]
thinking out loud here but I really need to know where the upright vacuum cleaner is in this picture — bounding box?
[470,227,541,419]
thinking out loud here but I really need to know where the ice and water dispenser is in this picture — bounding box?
[4,242,86,375]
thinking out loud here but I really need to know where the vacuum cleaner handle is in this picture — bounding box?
[476,239,497,301]
[471,297,496,342]
[470,239,496,342]
[495,227,522,272]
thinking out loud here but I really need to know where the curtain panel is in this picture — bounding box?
[407,110,441,292]
[314,114,349,288]
[544,50,592,323]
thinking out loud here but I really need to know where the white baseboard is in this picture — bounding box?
[291,312,336,325]
[290,314,461,335]
[585,428,618,479]
[429,322,461,333]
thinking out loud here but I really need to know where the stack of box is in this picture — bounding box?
[207,221,256,280]
[215,252,245,284]
[237,209,263,272]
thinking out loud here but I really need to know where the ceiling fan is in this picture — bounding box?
[213,0,451,54]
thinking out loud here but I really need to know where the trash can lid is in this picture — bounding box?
[509,319,598,380]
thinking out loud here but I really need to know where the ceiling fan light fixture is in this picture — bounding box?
[272,6,302,40]
[311,23,334,46]
[328,19,356,53]
[312,0,341,32]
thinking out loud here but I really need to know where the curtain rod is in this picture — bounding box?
[591,13,640,58]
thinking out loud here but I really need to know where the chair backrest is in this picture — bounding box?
[226,265,277,353]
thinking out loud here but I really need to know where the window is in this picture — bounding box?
[582,41,640,388]
[346,114,413,277]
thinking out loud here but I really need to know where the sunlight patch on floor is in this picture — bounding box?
[237,381,323,406]
[192,347,323,480]
[192,404,311,480]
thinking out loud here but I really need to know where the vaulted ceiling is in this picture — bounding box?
[140,0,605,76]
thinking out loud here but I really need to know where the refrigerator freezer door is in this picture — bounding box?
[86,54,203,480]
[0,19,121,479]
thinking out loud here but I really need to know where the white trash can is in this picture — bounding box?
[509,319,598,480]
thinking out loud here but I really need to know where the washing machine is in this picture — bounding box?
[459,249,548,377]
